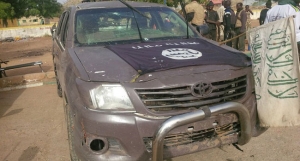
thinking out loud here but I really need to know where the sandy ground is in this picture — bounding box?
[0,36,54,77]
[1,31,300,161]
[0,36,68,161]
[0,85,70,161]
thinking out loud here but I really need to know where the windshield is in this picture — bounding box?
[74,7,198,46]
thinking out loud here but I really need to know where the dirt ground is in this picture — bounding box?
[0,85,70,161]
[0,36,54,77]
[1,33,300,161]
[0,37,67,161]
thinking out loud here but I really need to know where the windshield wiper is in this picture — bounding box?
[118,0,150,42]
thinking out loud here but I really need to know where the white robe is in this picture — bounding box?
[264,4,300,42]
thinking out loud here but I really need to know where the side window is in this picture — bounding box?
[60,12,69,47]
[56,12,66,37]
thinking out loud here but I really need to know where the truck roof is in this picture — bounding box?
[75,1,166,10]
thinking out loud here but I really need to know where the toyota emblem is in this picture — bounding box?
[191,82,213,97]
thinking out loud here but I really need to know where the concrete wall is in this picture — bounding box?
[0,25,52,40]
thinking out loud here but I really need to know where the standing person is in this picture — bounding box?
[259,0,272,25]
[264,0,300,54]
[217,1,225,41]
[245,5,253,50]
[234,2,247,51]
[185,0,205,34]
[205,1,220,41]
[223,0,236,47]
[245,5,253,31]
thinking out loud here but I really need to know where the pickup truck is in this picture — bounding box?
[51,1,266,161]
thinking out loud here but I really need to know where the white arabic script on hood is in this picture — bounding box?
[162,48,202,60]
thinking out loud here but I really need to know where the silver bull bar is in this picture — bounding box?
[152,102,251,161]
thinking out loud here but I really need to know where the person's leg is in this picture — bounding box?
[206,27,212,40]
[238,32,246,51]
[211,29,217,41]
[233,28,239,50]
[220,25,224,41]
[225,30,232,46]
[224,29,229,40]
[207,30,213,40]
[246,20,251,41]
[298,43,300,59]
[217,26,220,41]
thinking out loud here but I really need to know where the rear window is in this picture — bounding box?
[74,7,197,46]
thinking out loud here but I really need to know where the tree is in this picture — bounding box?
[0,1,17,27]
[1,0,28,18]
[0,0,63,19]
[0,2,15,19]
[24,0,63,18]
[63,0,81,7]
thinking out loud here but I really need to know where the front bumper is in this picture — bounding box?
[152,102,250,161]
[70,98,265,161]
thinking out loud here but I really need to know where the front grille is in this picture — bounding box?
[136,75,247,112]
[143,122,239,151]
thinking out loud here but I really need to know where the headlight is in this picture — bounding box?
[89,84,134,111]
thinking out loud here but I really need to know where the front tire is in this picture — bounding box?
[65,94,80,161]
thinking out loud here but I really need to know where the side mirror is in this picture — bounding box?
[51,23,57,39]
[51,29,56,39]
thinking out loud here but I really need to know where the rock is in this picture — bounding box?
[4,37,14,42]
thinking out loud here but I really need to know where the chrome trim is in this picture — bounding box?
[191,82,213,97]
[152,102,251,161]
[136,75,247,111]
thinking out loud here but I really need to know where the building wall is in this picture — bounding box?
[0,19,18,28]
[18,16,50,26]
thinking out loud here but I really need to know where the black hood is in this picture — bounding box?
[106,38,251,74]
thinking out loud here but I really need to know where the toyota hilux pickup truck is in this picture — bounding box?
[51,1,266,161]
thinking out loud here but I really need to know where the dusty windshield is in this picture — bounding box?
[75,7,197,46]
